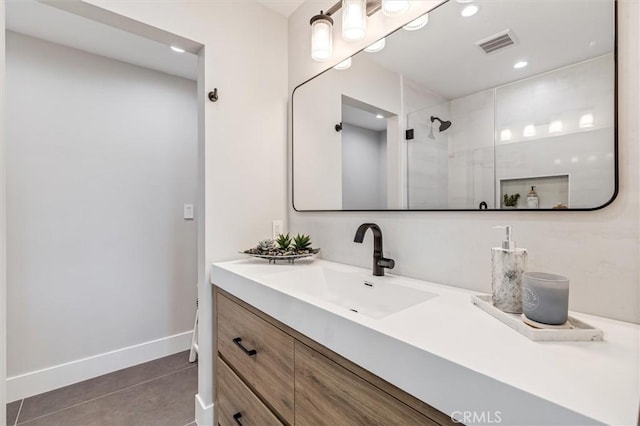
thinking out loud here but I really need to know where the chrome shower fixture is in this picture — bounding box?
[431,116,452,132]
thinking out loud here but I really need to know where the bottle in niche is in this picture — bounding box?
[527,186,539,209]
[491,225,528,314]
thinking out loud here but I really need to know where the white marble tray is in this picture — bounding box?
[471,294,604,342]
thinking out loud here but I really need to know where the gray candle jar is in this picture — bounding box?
[522,272,570,325]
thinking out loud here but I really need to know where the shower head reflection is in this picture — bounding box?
[430,116,452,132]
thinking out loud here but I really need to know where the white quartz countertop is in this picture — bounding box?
[211,259,640,426]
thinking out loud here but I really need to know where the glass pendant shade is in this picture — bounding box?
[310,12,333,62]
[342,0,367,41]
[382,0,410,16]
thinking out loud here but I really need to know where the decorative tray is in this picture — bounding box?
[240,248,320,264]
[471,294,604,342]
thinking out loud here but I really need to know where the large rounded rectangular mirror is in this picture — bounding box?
[292,0,616,211]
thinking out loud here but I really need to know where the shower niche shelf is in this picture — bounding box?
[499,175,569,209]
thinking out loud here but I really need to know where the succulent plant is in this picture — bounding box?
[257,239,275,252]
[276,233,292,250]
[293,234,312,251]
[503,193,520,207]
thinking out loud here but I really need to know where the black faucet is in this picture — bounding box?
[353,223,395,276]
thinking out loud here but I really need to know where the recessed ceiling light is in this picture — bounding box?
[513,61,528,69]
[376,113,384,119]
[549,120,563,133]
[461,5,478,17]
[523,124,536,138]
[403,14,429,31]
[170,46,186,53]
[500,129,512,142]
[333,57,352,70]
[579,113,595,128]
[365,38,386,53]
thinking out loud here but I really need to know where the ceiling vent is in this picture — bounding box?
[475,29,517,54]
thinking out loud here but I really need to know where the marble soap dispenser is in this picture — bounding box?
[491,226,528,313]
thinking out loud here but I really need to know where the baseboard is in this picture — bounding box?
[195,393,214,426]
[7,330,193,402]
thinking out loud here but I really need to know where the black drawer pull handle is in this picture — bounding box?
[233,337,257,356]
[233,412,243,425]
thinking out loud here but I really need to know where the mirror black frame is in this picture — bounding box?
[291,0,618,212]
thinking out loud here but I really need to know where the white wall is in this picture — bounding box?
[495,55,616,208]
[406,102,450,209]
[293,54,400,210]
[0,0,7,422]
[496,128,614,208]
[288,1,640,324]
[404,77,450,209]
[448,89,495,209]
[66,2,289,423]
[6,32,197,391]
[341,124,386,210]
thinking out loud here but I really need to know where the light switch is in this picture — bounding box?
[184,204,194,220]
[272,220,283,239]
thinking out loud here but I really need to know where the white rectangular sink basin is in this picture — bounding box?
[262,266,437,319]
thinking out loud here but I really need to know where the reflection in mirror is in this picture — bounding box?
[340,97,395,210]
[292,0,616,211]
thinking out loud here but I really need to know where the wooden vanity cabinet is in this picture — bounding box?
[217,292,294,423]
[217,358,283,426]
[214,287,454,426]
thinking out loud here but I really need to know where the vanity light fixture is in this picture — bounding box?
[549,120,563,133]
[579,113,595,128]
[381,0,410,17]
[523,124,536,138]
[311,11,334,62]
[365,38,386,53]
[403,14,429,31]
[461,4,479,17]
[342,0,368,41]
[333,57,352,70]
[513,60,528,69]
[170,46,185,53]
[309,0,415,61]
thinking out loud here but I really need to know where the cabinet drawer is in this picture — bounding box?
[295,341,439,426]
[217,294,294,424]
[217,357,283,426]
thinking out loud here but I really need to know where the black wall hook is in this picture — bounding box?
[335,122,342,132]
[208,88,219,102]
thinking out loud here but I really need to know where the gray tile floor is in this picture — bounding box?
[6,351,197,426]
